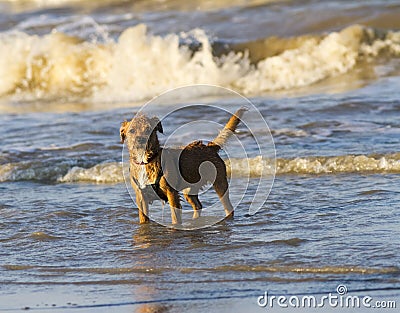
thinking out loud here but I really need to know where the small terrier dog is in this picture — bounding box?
[120,108,246,225]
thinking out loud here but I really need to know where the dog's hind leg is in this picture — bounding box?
[213,177,234,219]
[184,192,202,219]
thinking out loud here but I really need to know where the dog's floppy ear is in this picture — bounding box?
[120,120,129,143]
[156,120,163,134]
[151,117,163,134]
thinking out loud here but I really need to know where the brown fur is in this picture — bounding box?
[120,108,247,225]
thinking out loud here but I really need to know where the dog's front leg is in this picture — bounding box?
[159,177,182,225]
[136,192,150,224]
[131,177,150,224]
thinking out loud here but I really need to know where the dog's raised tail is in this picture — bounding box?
[209,107,247,149]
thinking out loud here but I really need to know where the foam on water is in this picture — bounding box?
[1,153,399,183]
[237,26,400,93]
[0,24,399,104]
[58,162,123,183]
[229,153,400,176]
[57,153,400,181]
[0,31,110,99]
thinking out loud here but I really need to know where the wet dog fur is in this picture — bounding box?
[120,108,246,225]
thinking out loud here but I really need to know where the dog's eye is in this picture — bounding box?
[129,129,136,134]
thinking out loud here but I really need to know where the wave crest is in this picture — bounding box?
[1,153,399,183]
[0,24,399,103]
[228,153,400,176]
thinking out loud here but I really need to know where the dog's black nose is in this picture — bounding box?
[136,137,148,145]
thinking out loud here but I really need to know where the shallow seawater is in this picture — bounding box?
[1,175,399,312]
[1,0,400,312]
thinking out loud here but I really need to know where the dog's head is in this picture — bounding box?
[120,113,163,165]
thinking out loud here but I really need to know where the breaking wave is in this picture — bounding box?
[1,153,399,183]
[228,153,400,176]
[0,24,399,104]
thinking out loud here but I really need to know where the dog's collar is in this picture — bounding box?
[134,161,147,166]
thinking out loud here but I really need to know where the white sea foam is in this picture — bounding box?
[2,153,398,183]
[227,153,400,176]
[94,25,251,102]
[0,24,399,103]
[59,153,400,182]
[57,162,123,183]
